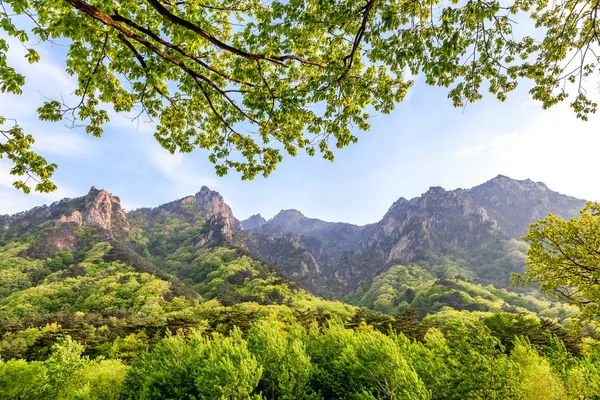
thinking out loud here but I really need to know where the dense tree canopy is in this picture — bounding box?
[3,318,600,400]
[520,202,600,324]
[0,0,599,191]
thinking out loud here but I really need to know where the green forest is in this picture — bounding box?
[1,195,600,399]
[2,0,600,397]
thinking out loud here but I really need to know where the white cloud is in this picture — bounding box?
[0,162,80,214]
[31,129,94,158]
[0,37,77,118]
[453,102,600,201]
[148,144,220,195]
[0,35,93,160]
[455,132,521,159]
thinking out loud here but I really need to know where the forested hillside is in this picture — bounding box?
[1,177,599,399]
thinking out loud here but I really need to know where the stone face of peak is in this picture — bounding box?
[79,187,129,232]
[241,214,267,231]
[1,186,130,244]
[476,174,549,193]
[55,187,130,233]
[242,174,587,296]
[158,186,242,231]
[368,183,497,265]
[271,209,305,223]
[468,175,585,237]
[267,209,347,237]
[192,186,241,231]
[0,187,131,257]
[126,186,242,245]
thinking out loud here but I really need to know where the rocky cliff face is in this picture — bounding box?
[369,186,497,263]
[468,175,585,238]
[0,187,130,256]
[128,186,242,245]
[58,186,130,233]
[194,186,242,231]
[241,175,587,295]
[1,186,130,240]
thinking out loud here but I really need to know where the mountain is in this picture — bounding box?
[0,174,586,365]
[0,176,587,310]
[241,214,267,230]
[468,175,586,237]
[0,185,360,363]
[1,186,129,240]
[239,175,586,297]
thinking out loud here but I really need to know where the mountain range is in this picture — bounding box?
[239,175,585,296]
[0,175,586,303]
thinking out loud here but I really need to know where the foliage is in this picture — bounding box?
[510,337,565,400]
[1,0,599,189]
[520,202,600,324]
[1,316,600,399]
[355,263,576,321]
[1,193,600,398]
[306,321,429,399]
[0,117,56,193]
[247,319,313,399]
[436,320,518,400]
[122,328,262,400]
[0,336,129,400]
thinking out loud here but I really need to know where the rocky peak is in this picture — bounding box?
[191,186,242,231]
[241,214,267,230]
[268,209,340,236]
[58,186,130,233]
[417,186,485,218]
[271,209,306,224]
[469,175,585,237]
[195,186,223,209]
[475,175,549,194]
[194,186,242,237]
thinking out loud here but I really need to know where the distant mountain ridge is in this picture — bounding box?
[238,175,586,296]
[0,175,587,299]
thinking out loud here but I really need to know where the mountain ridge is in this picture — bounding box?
[0,175,587,299]
[235,175,586,296]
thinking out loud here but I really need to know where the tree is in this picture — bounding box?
[306,321,429,399]
[1,0,599,192]
[122,329,262,400]
[436,320,519,400]
[246,320,313,400]
[0,358,49,399]
[519,202,600,324]
[510,337,566,400]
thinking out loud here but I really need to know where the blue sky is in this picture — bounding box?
[1,34,599,225]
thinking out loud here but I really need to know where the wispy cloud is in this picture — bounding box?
[1,37,76,118]
[0,162,80,214]
[454,132,520,159]
[452,101,600,201]
[31,129,95,158]
[148,144,220,194]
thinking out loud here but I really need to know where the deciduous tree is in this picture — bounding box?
[520,202,600,324]
[1,0,599,191]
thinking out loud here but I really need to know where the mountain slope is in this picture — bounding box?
[0,175,587,327]
[468,175,586,238]
[239,175,587,297]
[0,187,358,361]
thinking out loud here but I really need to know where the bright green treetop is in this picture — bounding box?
[520,202,600,324]
[1,0,599,192]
